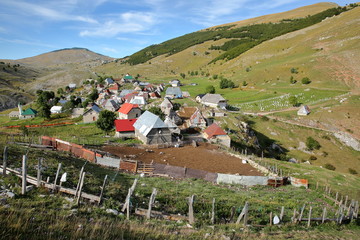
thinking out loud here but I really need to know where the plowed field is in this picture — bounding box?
[103,143,263,176]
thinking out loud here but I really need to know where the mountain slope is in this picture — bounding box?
[15,48,112,68]
[0,48,113,111]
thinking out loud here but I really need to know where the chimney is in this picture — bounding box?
[18,103,23,115]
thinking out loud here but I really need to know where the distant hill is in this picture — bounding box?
[12,47,113,68]
[0,48,113,111]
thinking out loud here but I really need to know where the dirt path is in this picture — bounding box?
[103,143,263,176]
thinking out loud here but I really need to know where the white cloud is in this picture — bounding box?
[0,1,98,23]
[0,37,57,48]
[80,12,157,37]
[103,47,118,53]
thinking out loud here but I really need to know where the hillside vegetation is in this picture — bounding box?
[125,5,352,65]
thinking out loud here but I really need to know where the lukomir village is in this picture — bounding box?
[0,1,359,239]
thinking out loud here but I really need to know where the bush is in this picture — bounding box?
[324,163,336,171]
[306,137,321,150]
[309,155,317,161]
[205,85,216,94]
[301,77,311,84]
[348,168,358,175]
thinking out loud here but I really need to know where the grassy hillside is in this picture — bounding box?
[0,138,359,239]
[124,5,350,65]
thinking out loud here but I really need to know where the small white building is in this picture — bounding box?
[50,106,63,114]
[297,105,311,116]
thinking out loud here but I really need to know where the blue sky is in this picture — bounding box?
[0,0,354,59]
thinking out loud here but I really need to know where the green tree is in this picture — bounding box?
[180,73,186,79]
[57,88,64,95]
[87,89,99,102]
[205,85,216,94]
[306,136,321,150]
[148,107,165,121]
[288,96,298,107]
[301,77,311,84]
[96,110,117,135]
[38,105,51,119]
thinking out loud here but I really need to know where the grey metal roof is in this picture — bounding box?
[201,94,226,104]
[166,87,182,96]
[133,111,168,136]
[119,89,134,98]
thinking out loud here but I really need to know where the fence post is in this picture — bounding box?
[211,198,215,225]
[236,201,249,225]
[53,163,62,191]
[75,166,84,198]
[98,175,108,206]
[188,195,195,225]
[21,155,27,195]
[122,179,138,212]
[307,206,312,228]
[37,158,42,187]
[321,207,327,224]
[76,172,86,205]
[269,212,273,226]
[298,204,306,223]
[280,206,285,221]
[335,192,339,203]
[292,208,297,223]
[146,188,157,219]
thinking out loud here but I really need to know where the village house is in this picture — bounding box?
[297,105,311,116]
[123,92,139,103]
[68,83,76,90]
[8,111,20,118]
[103,99,120,112]
[83,104,102,123]
[130,95,146,106]
[149,91,161,99]
[165,87,182,99]
[114,119,137,138]
[16,104,38,119]
[160,98,173,115]
[71,108,84,118]
[121,74,134,83]
[203,123,231,147]
[118,103,141,119]
[201,93,227,109]
[177,107,207,129]
[108,83,121,94]
[169,79,181,87]
[104,77,114,85]
[50,106,62,114]
[133,111,172,145]
[119,89,135,98]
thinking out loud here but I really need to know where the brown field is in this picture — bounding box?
[103,143,263,176]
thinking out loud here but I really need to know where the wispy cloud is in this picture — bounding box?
[102,47,118,53]
[0,37,57,48]
[80,11,157,37]
[0,1,98,23]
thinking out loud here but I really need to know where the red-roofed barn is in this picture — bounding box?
[118,103,142,119]
[114,119,137,138]
[203,123,231,147]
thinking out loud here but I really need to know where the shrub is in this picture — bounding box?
[205,85,216,94]
[301,77,311,84]
[321,135,330,140]
[306,137,321,150]
[324,163,336,171]
[290,68,298,74]
[309,155,317,161]
[348,168,358,175]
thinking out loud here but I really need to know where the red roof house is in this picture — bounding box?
[118,103,142,119]
[203,123,231,147]
[114,119,137,138]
